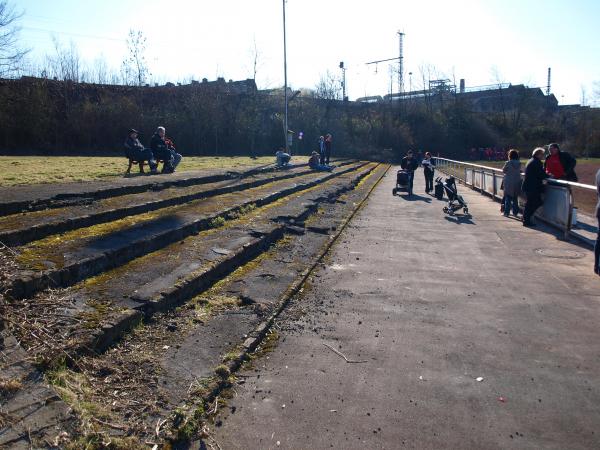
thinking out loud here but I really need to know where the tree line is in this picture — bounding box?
[1,76,599,160]
[0,0,599,160]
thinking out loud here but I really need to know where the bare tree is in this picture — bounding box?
[46,37,81,81]
[248,35,262,81]
[92,54,110,84]
[121,29,150,86]
[315,70,341,100]
[592,81,600,107]
[490,65,507,126]
[0,0,29,76]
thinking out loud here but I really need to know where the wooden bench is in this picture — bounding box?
[126,158,166,174]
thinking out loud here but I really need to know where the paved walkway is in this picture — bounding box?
[213,167,600,449]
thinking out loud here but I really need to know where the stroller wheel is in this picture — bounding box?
[392,188,397,196]
[442,207,449,214]
[463,207,469,214]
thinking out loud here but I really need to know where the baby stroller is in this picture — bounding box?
[441,176,469,215]
[392,169,410,196]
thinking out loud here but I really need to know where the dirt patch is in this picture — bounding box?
[572,163,599,216]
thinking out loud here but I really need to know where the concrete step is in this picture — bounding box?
[41,164,379,357]
[25,164,389,446]
[0,161,356,246]
[0,164,386,449]
[5,163,369,299]
[0,163,279,217]
[0,161,323,217]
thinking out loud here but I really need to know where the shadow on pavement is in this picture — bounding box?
[444,215,475,225]
[396,193,431,203]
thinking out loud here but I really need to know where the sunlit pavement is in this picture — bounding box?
[212,167,600,450]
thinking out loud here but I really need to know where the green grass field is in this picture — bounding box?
[0,156,277,187]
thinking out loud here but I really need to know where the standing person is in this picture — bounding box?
[400,150,419,196]
[595,168,600,275]
[521,147,548,227]
[318,136,326,165]
[544,143,577,181]
[324,134,332,165]
[502,149,522,217]
[421,152,436,193]
[124,128,158,173]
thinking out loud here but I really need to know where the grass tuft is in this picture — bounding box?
[0,378,23,395]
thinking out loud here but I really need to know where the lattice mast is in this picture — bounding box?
[398,31,405,95]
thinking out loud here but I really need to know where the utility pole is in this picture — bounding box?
[282,0,289,153]
[339,61,347,101]
[365,30,405,100]
[398,31,405,95]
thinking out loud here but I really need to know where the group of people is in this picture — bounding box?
[505,143,600,277]
[469,147,510,161]
[399,150,435,196]
[501,143,577,226]
[310,134,334,171]
[403,143,599,276]
[501,143,600,277]
[274,133,335,172]
[124,126,182,174]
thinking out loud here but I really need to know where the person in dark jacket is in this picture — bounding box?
[323,134,332,165]
[400,150,419,195]
[421,152,435,193]
[521,147,548,227]
[544,143,577,182]
[124,129,157,173]
[150,126,182,173]
[318,136,326,165]
[595,168,600,275]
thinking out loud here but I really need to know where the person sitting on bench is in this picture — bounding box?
[150,126,182,173]
[124,128,157,174]
[309,151,333,172]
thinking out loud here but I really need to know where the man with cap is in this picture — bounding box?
[400,150,419,196]
[124,128,157,173]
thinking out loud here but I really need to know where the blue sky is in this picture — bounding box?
[14,0,600,105]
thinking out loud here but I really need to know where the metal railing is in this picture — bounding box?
[433,157,596,239]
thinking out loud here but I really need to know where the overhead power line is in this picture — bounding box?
[21,26,126,43]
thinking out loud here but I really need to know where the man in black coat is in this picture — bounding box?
[522,147,548,227]
[124,129,157,173]
[400,150,419,195]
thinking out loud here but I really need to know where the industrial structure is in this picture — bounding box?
[356,79,559,113]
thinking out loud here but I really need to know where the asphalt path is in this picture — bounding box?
[212,167,600,450]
